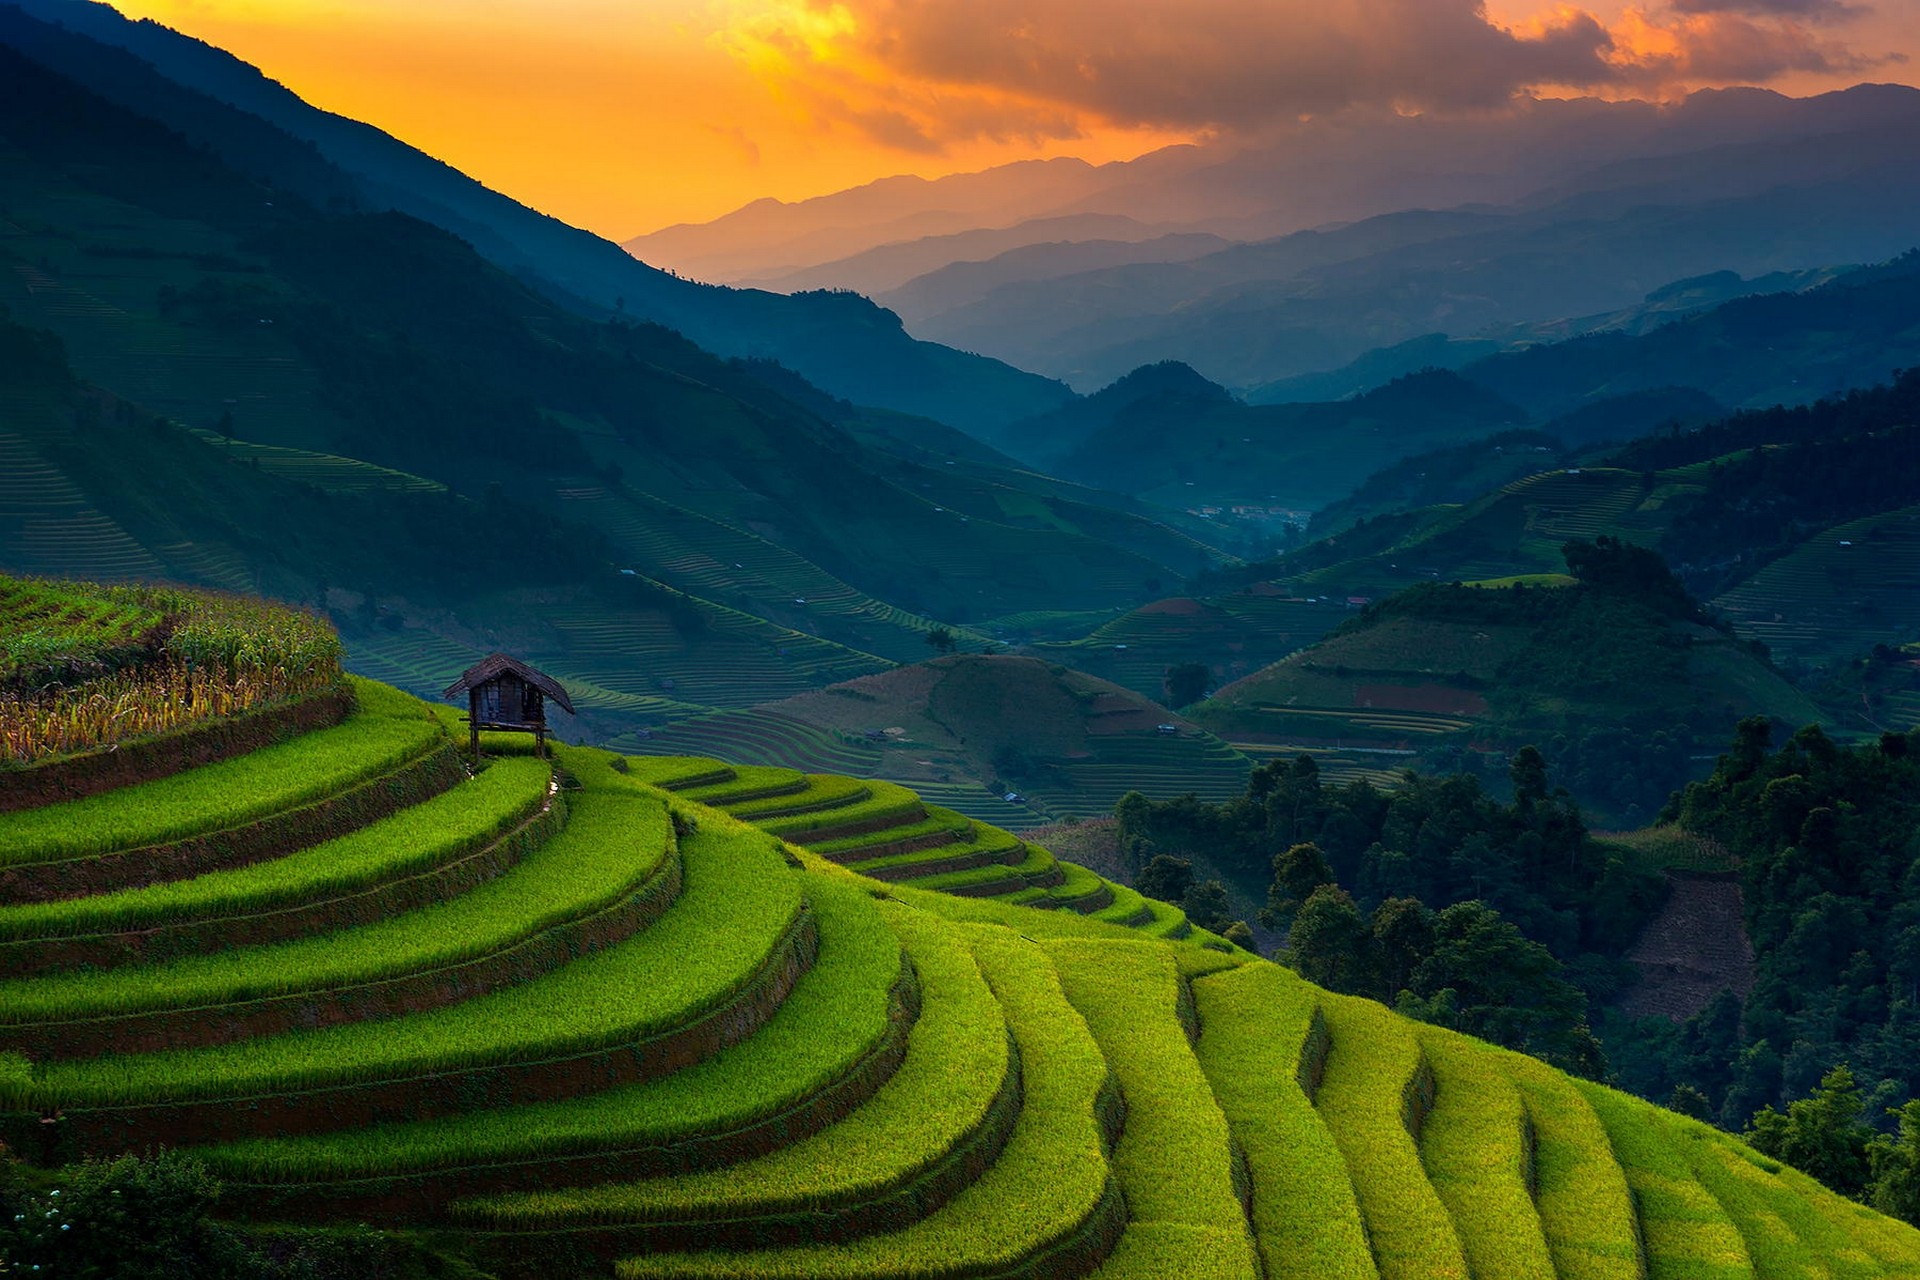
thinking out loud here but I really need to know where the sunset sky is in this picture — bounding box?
[102,0,1920,239]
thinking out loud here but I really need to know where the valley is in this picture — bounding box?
[5,1,1920,1274]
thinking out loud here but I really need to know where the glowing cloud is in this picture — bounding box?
[716,0,1900,147]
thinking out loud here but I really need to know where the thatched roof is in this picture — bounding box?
[443,653,575,715]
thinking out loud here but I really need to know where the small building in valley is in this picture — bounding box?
[443,653,575,761]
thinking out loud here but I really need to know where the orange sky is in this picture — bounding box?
[103,0,1919,239]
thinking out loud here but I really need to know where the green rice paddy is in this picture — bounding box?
[3,653,1915,1280]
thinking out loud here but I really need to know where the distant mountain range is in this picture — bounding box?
[636,83,1920,395]
[0,0,1071,433]
[983,252,1920,513]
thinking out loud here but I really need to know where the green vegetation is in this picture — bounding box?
[0,774,654,1026]
[1192,538,1818,823]
[1579,1082,1755,1279]
[615,927,1118,1279]
[1190,963,1372,1279]
[0,574,341,764]
[1610,722,1920,1148]
[0,754,551,942]
[1048,939,1258,1279]
[1502,1053,1643,1280]
[202,871,897,1185]
[456,903,1004,1228]
[4,797,787,1109]
[1117,749,1660,1052]
[1314,996,1471,1280]
[1415,1031,1554,1280]
[0,641,1913,1280]
[0,677,439,867]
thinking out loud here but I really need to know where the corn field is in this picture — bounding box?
[0,575,342,765]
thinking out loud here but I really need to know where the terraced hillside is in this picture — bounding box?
[1028,592,1349,705]
[1711,504,1920,664]
[617,656,1257,822]
[618,756,1192,938]
[3,664,1919,1278]
[1190,559,1821,820]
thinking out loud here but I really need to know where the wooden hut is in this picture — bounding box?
[443,653,575,761]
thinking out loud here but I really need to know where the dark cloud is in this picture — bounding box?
[823,0,1620,130]
[731,0,1892,150]
[1666,0,1865,21]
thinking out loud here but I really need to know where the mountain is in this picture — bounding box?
[638,84,1920,397]
[1245,265,1853,404]
[0,38,1233,749]
[1188,544,1821,824]
[645,86,1920,288]
[1012,366,1527,510]
[733,215,1222,296]
[912,133,1920,390]
[0,0,1072,432]
[622,653,1256,822]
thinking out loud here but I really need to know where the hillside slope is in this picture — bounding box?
[0,0,1073,433]
[2,644,1915,1278]
[610,655,1257,822]
[0,39,1232,741]
[1191,555,1820,822]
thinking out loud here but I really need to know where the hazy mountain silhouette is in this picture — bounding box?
[0,0,1072,431]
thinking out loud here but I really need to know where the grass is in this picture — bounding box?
[1578,1081,1753,1280]
[5,771,798,1110]
[0,678,442,868]
[726,773,872,819]
[1413,1029,1554,1280]
[1089,1223,1271,1280]
[1189,963,1375,1280]
[901,843,1055,894]
[749,782,926,839]
[1047,939,1257,1279]
[605,756,737,790]
[840,816,1018,873]
[673,766,808,805]
[455,898,1007,1227]
[616,926,1118,1279]
[1685,1135,1874,1280]
[810,808,974,860]
[0,756,552,942]
[1595,825,1737,875]
[0,779,666,1025]
[199,872,901,1184]
[1315,994,1470,1280]
[0,576,160,684]
[1499,1053,1642,1280]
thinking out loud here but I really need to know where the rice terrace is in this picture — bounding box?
[8,2,1920,1274]
[0,571,1916,1277]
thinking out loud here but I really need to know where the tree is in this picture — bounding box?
[1871,1100,1920,1226]
[1746,1064,1874,1197]
[1668,1082,1715,1121]
[1286,885,1373,992]
[924,626,957,655]
[1136,854,1194,905]
[1261,841,1334,930]
[1509,744,1549,808]
[1164,662,1211,708]
[1220,919,1257,952]
[1183,878,1233,934]
[1369,896,1435,999]
[1409,900,1588,1059]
